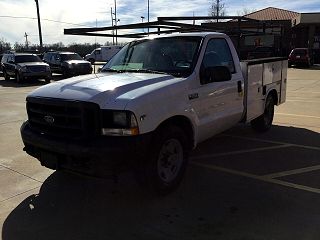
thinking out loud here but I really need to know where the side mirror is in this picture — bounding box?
[200,66,231,84]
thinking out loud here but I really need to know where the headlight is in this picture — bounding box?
[101,110,139,136]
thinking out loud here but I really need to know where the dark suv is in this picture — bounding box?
[1,53,51,83]
[43,51,92,77]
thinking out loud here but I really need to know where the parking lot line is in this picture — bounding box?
[262,165,320,179]
[222,134,320,151]
[286,100,320,103]
[0,162,43,184]
[0,186,40,203]
[276,113,320,119]
[191,144,292,160]
[191,162,320,194]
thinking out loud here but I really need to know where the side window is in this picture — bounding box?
[95,50,101,55]
[200,38,235,85]
[202,38,235,73]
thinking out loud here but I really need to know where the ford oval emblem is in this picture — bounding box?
[44,115,54,124]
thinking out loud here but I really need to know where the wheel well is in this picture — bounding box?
[268,89,278,105]
[156,116,194,150]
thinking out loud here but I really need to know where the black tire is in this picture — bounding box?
[3,70,10,81]
[45,74,52,83]
[136,125,189,195]
[251,95,275,132]
[15,72,23,83]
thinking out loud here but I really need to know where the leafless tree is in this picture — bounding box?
[208,0,226,22]
[237,7,256,16]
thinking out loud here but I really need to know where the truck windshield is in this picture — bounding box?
[102,36,202,77]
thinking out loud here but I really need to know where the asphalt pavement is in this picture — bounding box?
[0,66,319,240]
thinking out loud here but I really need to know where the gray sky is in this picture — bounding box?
[0,0,319,46]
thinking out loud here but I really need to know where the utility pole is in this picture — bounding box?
[111,7,114,45]
[24,32,29,49]
[216,0,220,22]
[34,0,43,51]
[111,1,119,45]
[114,0,117,45]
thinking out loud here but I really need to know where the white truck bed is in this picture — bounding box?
[241,57,288,122]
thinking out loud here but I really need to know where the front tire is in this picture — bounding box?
[3,70,10,81]
[45,74,52,83]
[251,95,275,132]
[15,72,23,83]
[137,125,189,195]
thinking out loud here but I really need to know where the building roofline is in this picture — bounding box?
[244,6,299,17]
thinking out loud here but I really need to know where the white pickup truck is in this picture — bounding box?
[21,32,287,194]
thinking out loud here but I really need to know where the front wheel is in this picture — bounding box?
[136,125,189,195]
[15,72,23,83]
[45,74,52,83]
[251,95,275,132]
[3,70,10,81]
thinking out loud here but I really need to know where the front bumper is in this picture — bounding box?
[67,66,92,76]
[21,121,152,177]
[21,71,51,79]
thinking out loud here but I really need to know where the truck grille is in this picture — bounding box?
[26,97,100,139]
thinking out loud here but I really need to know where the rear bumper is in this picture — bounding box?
[288,59,309,65]
[21,121,152,177]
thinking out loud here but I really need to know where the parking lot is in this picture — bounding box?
[0,67,320,239]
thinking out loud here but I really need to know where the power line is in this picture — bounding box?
[0,15,93,27]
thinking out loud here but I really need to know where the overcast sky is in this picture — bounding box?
[0,0,320,46]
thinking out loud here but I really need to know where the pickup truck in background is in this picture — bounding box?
[21,32,287,194]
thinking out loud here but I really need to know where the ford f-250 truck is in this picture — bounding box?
[21,32,287,194]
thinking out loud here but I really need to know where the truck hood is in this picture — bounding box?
[28,72,184,109]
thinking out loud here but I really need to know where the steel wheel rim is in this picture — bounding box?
[157,138,184,183]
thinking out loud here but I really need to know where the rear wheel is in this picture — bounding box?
[136,125,189,195]
[251,95,275,132]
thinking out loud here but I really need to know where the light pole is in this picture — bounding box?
[34,0,43,50]
[147,0,149,33]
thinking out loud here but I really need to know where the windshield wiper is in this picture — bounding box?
[100,68,123,73]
